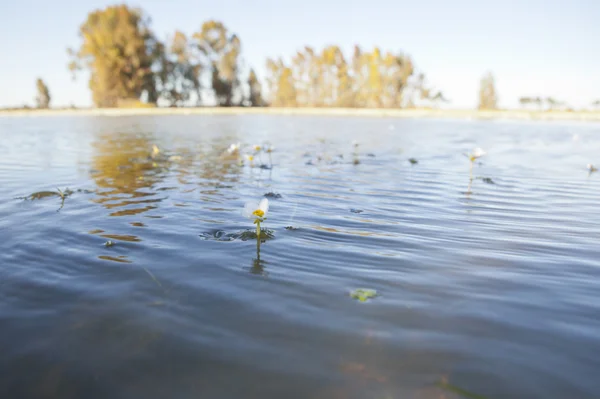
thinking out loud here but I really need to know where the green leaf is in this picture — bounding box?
[350,288,378,302]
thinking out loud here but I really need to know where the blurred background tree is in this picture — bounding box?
[247,69,264,106]
[265,45,416,108]
[68,5,161,107]
[478,72,498,110]
[155,31,202,107]
[35,78,51,109]
[192,21,242,107]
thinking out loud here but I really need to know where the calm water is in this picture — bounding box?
[1,115,599,399]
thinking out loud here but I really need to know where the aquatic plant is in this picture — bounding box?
[245,154,254,167]
[243,198,269,239]
[151,144,160,158]
[409,158,418,165]
[227,142,240,155]
[350,288,378,302]
[465,147,485,166]
[464,147,486,186]
[265,145,275,167]
[352,141,360,165]
[251,144,262,164]
[436,378,488,399]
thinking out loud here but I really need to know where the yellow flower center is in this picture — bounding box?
[247,155,254,161]
[253,209,264,218]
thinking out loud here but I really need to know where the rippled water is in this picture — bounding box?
[1,115,599,398]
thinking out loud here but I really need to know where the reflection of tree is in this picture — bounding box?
[91,130,246,207]
[90,133,166,216]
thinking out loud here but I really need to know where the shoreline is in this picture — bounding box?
[1,107,600,122]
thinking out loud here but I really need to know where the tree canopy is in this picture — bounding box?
[35,78,51,108]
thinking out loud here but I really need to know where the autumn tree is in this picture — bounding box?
[478,72,498,110]
[68,5,161,107]
[247,69,264,106]
[193,21,242,106]
[266,58,297,107]
[267,44,415,108]
[35,78,51,108]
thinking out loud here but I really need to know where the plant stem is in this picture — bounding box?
[256,220,261,239]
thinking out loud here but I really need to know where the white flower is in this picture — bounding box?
[467,147,486,162]
[245,154,254,162]
[587,163,598,172]
[253,144,262,152]
[352,140,359,148]
[151,144,160,157]
[227,143,240,154]
[265,145,275,153]
[243,198,269,222]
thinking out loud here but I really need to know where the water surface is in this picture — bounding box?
[1,115,599,398]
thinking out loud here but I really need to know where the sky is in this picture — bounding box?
[0,0,598,109]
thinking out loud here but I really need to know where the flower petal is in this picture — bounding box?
[258,198,269,215]
[243,201,258,218]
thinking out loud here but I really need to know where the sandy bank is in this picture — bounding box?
[1,107,599,122]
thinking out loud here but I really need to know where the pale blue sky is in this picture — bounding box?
[0,0,598,109]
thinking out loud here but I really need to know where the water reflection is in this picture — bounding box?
[90,132,166,216]
[249,240,268,276]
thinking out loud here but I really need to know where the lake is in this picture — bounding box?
[1,114,599,398]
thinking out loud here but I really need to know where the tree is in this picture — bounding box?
[545,97,565,111]
[478,72,498,110]
[68,5,161,107]
[265,58,296,107]
[35,78,51,108]
[247,69,264,106]
[193,21,242,106]
[155,31,202,107]
[518,97,531,108]
[430,91,449,108]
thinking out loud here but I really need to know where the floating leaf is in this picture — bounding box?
[435,380,489,399]
[285,226,298,230]
[480,177,495,184]
[104,240,115,247]
[350,208,363,214]
[409,158,418,165]
[350,288,378,302]
[264,192,282,199]
[199,229,275,242]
